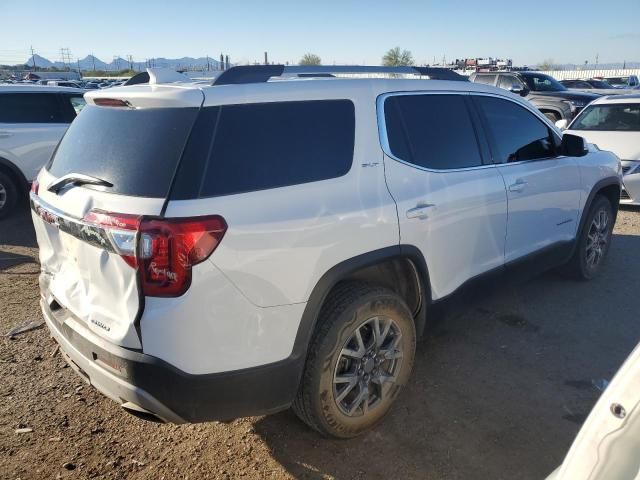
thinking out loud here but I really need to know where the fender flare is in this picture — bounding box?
[0,157,30,192]
[573,176,621,254]
[290,245,432,363]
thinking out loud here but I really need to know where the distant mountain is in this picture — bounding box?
[538,62,640,70]
[18,54,223,71]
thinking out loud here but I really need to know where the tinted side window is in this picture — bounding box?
[498,76,521,90]
[0,93,66,123]
[475,96,555,163]
[384,94,483,170]
[194,100,354,198]
[473,74,497,85]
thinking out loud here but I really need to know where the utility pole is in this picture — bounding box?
[264,51,268,65]
[595,53,599,66]
[225,55,230,70]
[127,55,133,71]
[30,45,37,70]
[206,55,210,71]
[77,58,81,77]
[220,54,224,70]
[91,53,96,71]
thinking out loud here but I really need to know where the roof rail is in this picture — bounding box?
[213,65,467,85]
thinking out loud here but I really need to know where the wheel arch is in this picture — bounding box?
[0,157,30,193]
[292,245,432,363]
[576,177,621,244]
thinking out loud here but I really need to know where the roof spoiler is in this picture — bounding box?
[213,65,467,85]
[123,68,192,86]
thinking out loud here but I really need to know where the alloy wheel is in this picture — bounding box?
[585,207,610,269]
[333,315,403,417]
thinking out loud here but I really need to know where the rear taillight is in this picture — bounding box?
[83,210,227,297]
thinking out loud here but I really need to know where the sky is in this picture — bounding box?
[1,0,639,67]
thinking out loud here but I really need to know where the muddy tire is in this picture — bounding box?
[292,282,416,438]
[566,195,614,280]
[0,171,18,219]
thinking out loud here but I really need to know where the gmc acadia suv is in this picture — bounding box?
[30,66,621,438]
[470,71,600,122]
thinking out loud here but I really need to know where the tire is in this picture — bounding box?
[544,111,560,122]
[292,282,416,438]
[0,171,18,219]
[566,195,614,280]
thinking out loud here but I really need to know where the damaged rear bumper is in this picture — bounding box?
[41,298,302,423]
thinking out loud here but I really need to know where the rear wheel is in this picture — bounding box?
[0,171,18,219]
[293,283,416,438]
[566,195,614,280]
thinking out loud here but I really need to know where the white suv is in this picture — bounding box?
[0,85,85,217]
[30,66,621,438]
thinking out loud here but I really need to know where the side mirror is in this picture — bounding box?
[510,85,529,97]
[555,119,568,130]
[560,133,588,157]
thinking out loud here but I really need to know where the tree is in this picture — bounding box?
[299,53,322,66]
[537,58,557,71]
[382,47,414,67]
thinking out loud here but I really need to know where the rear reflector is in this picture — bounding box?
[83,210,227,297]
[30,180,39,195]
[93,98,132,107]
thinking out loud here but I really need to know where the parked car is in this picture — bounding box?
[547,340,640,480]
[47,81,82,89]
[470,71,601,121]
[602,75,640,89]
[557,94,640,205]
[0,85,85,218]
[30,66,620,438]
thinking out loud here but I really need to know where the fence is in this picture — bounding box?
[539,69,640,80]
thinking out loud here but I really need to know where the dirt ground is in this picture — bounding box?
[1,204,639,480]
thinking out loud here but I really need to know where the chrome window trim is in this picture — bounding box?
[376,90,495,173]
[376,89,564,173]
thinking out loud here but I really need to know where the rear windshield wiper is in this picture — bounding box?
[47,173,113,194]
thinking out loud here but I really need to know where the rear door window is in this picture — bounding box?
[172,100,355,199]
[0,93,66,123]
[383,94,483,170]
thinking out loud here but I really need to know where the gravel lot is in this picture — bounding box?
[1,204,639,480]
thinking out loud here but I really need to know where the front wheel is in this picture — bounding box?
[293,283,416,438]
[566,195,614,280]
[0,171,19,219]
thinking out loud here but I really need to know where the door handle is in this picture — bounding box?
[406,204,434,219]
[508,179,528,193]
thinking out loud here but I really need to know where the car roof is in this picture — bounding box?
[87,76,529,110]
[591,93,640,104]
[0,84,84,94]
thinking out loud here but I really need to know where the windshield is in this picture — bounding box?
[48,105,199,197]
[522,74,567,92]
[605,77,627,86]
[589,80,613,89]
[571,103,640,131]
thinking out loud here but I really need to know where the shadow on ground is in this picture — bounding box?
[254,233,640,480]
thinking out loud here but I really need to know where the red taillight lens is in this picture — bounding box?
[138,216,227,296]
[30,180,39,195]
[83,210,227,297]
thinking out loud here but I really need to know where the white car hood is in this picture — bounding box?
[568,130,640,160]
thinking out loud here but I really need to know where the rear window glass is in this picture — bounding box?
[0,93,66,123]
[171,100,355,199]
[472,74,496,85]
[48,105,199,198]
[571,104,640,132]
